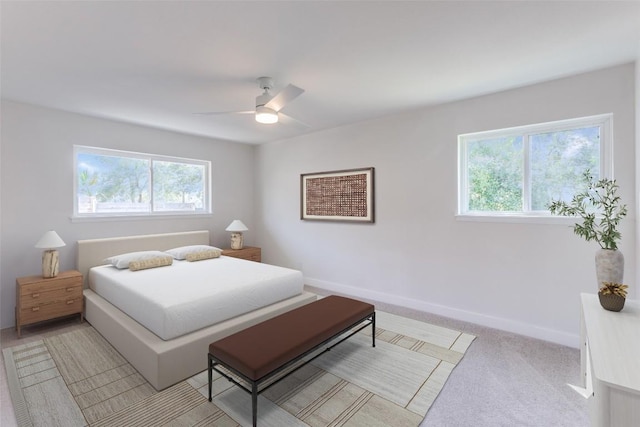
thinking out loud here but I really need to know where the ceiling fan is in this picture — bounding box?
[198,77,307,126]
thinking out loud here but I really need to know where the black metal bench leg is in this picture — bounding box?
[252,382,258,427]
[208,354,213,402]
[372,312,376,347]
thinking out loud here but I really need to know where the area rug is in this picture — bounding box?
[3,311,475,426]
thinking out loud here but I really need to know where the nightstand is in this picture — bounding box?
[222,246,261,262]
[16,270,83,337]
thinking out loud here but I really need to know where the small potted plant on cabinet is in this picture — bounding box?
[598,282,628,312]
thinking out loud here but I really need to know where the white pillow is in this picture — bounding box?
[104,250,172,269]
[165,245,222,260]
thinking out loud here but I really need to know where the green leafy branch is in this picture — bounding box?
[548,170,627,250]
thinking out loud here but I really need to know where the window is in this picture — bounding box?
[458,114,612,219]
[74,146,211,218]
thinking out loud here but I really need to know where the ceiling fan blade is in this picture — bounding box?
[194,110,254,115]
[279,112,310,128]
[265,84,304,112]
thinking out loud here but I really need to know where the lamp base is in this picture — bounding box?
[230,232,244,250]
[42,249,59,278]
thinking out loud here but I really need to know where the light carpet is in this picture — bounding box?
[3,311,475,427]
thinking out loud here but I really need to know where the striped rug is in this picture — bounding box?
[3,311,475,426]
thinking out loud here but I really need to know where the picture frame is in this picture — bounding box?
[300,167,375,222]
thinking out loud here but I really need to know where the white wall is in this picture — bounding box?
[255,64,636,347]
[0,101,255,328]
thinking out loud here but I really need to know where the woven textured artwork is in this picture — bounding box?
[306,174,367,217]
[301,168,374,222]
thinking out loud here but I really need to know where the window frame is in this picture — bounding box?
[457,114,613,222]
[73,145,212,220]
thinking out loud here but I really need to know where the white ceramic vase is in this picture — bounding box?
[595,248,624,289]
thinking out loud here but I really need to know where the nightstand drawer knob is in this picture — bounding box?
[66,299,75,305]
[66,287,75,292]
[32,293,40,298]
[31,306,40,312]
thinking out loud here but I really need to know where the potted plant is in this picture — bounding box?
[548,170,628,292]
[598,282,628,312]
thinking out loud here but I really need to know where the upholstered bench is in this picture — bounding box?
[208,295,375,426]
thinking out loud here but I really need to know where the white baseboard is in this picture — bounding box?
[305,277,579,348]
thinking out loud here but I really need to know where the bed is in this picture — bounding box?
[78,230,316,390]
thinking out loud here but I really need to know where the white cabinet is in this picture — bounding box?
[580,293,640,426]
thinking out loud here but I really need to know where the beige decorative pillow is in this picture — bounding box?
[185,249,221,262]
[104,250,170,269]
[129,256,173,271]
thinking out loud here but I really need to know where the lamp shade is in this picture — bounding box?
[225,220,248,232]
[35,231,66,249]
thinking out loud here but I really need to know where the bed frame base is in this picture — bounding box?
[84,289,317,390]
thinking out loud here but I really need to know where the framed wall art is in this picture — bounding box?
[300,167,375,222]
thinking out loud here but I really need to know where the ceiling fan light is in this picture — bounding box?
[255,106,278,124]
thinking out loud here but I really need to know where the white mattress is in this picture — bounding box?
[89,256,303,340]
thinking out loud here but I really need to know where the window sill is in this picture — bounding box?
[455,213,579,225]
[70,213,214,223]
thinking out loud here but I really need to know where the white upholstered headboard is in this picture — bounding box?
[76,230,210,287]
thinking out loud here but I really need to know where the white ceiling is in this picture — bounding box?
[2,1,639,144]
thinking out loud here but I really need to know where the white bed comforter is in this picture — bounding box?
[89,256,303,340]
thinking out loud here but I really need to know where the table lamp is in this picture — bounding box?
[35,230,66,278]
[225,220,248,250]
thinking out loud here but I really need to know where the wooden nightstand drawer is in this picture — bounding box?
[16,270,84,337]
[18,271,82,293]
[20,280,81,295]
[222,247,261,262]
[20,285,82,308]
[242,251,261,262]
[19,297,83,324]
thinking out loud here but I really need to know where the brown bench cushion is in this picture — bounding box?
[208,295,374,381]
